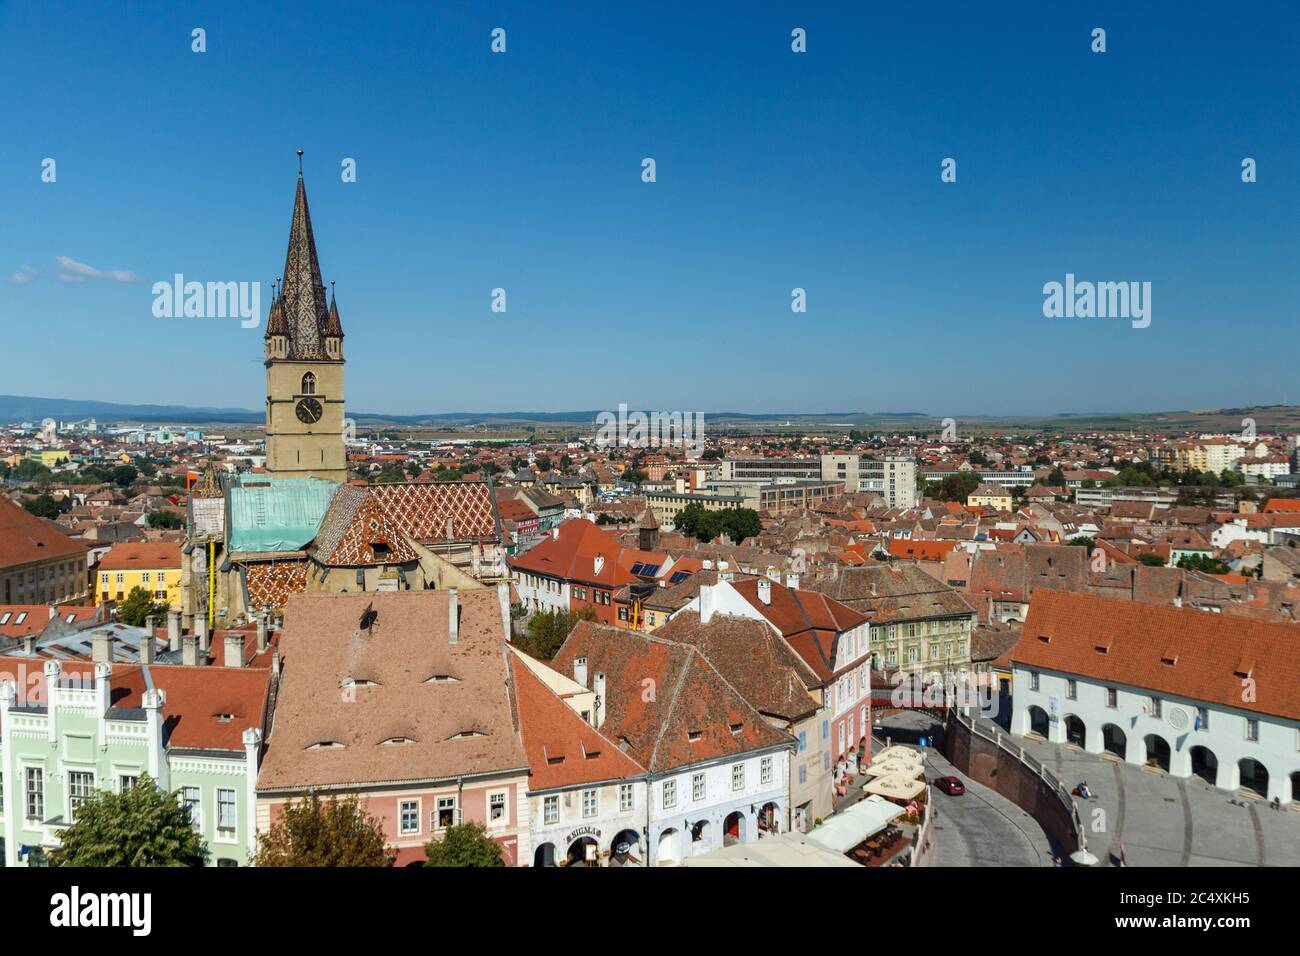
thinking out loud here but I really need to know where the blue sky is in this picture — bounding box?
[1,0,1296,417]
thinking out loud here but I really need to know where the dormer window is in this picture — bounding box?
[688,730,702,742]
[447,730,486,740]
[300,372,316,395]
[380,736,415,745]
[307,741,345,750]
[424,674,460,684]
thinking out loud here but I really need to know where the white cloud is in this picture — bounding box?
[6,265,37,284]
[54,255,139,284]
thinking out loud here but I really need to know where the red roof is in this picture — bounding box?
[98,541,182,571]
[509,518,666,587]
[509,651,644,791]
[1014,590,1300,721]
[0,497,86,570]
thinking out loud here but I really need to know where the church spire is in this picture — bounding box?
[323,281,344,339]
[279,151,329,359]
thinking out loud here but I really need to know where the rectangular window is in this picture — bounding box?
[1106,687,1118,708]
[581,789,597,819]
[435,796,457,829]
[619,783,634,812]
[662,779,677,809]
[798,730,807,752]
[1066,679,1077,700]
[400,800,420,835]
[67,770,93,821]
[692,772,705,802]
[1151,697,1162,719]
[26,767,44,820]
[799,765,807,784]
[761,756,773,785]
[732,763,745,792]
[217,788,237,831]
[544,795,559,824]
[1246,719,1259,742]
[1029,671,1040,692]
[1196,707,1209,731]
[182,786,202,830]
[489,792,507,825]
[119,774,139,793]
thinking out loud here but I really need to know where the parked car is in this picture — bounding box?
[933,775,965,795]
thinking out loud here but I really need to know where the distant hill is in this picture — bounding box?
[1,394,1297,434]
[0,395,262,425]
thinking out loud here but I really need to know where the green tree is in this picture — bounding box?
[147,509,183,529]
[517,606,596,661]
[110,464,139,488]
[1137,553,1167,567]
[1176,553,1231,575]
[23,492,63,519]
[936,472,983,503]
[1046,466,1066,486]
[116,586,169,627]
[49,774,207,867]
[14,458,53,483]
[424,821,505,867]
[253,793,392,867]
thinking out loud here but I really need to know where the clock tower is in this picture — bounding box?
[263,154,348,483]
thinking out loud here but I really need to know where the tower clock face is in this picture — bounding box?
[295,397,324,424]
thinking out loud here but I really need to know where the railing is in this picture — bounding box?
[949,710,1084,849]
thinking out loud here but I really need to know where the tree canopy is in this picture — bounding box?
[673,503,762,543]
[50,775,207,867]
[116,586,169,627]
[424,821,505,867]
[253,793,392,867]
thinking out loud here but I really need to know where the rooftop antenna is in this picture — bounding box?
[297,148,304,175]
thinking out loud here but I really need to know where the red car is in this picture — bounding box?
[933,776,966,795]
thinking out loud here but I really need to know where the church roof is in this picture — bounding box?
[323,290,344,339]
[277,169,336,359]
[227,476,340,554]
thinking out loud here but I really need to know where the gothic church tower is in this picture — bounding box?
[264,155,347,482]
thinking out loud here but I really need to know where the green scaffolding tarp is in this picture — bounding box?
[228,476,339,554]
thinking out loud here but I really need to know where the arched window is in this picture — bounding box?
[301,372,316,395]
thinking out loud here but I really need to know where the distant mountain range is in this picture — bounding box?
[1,394,1298,434]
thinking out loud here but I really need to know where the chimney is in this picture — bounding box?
[48,606,56,620]
[224,630,244,667]
[573,656,588,688]
[21,634,36,656]
[92,630,113,664]
[593,672,606,728]
[593,554,605,577]
[496,581,512,643]
[196,615,210,653]
[757,579,772,606]
[552,526,559,540]
[256,612,268,653]
[167,609,181,647]
[447,588,459,645]
[700,583,716,624]
[140,625,156,665]
[182,634,199,666]
[272,648,282,678]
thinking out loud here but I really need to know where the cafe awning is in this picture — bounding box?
[863,773,926,801]
[862,757,924,779]
[806,795,904,854]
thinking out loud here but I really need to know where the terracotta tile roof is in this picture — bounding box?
[0,497,86,569]
[242,559,309,609]
[509,518,664,588]
[805,563,976,623]
[654,611,821,719]
[1014,590,1300,721]
[257,590,527,792]
[0,657,270,751]
[552,621,793,774]
[728,577,867,681]
[0,605,97,638]
[98,541,182,571]
[508,651,644,791]
[1263,499,1300,514]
